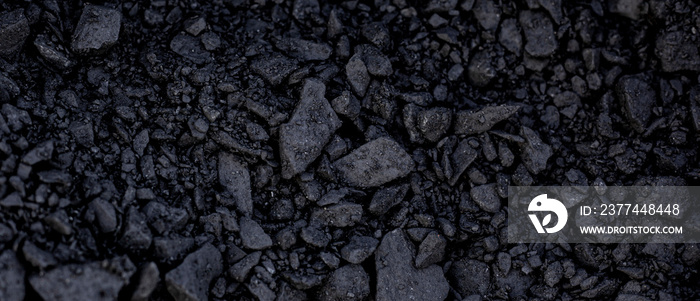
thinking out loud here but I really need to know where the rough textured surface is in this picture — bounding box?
[1,1,700,300]
[375,229,449,301]
[0,250,24,301]
[30,256,135,301]
[165,244,223,301]
[71,5,121,55]
[0,9,29,58]
[334,137,414,187]
[280,79,341,179]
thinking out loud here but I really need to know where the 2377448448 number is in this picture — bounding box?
[599,203,680,216]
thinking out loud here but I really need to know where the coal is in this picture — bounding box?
[519,10,557,57]
[318,264,370,301]
[239,217,273,250]
[449,259,491,296]
[518,126,553,175]
[218,152,253,216]
[0,9,30,58]
[341,235,379,264]
[280,79,341,179]
[30,256,135,301]
[454,105,521,135]
[165,244,223,301]
[375,229,449,301]
[229,251,261,282]
[346,53,370,97]
[415,231,447,268]
[334,137,414,187]
[616,74,656,133]
[71,5,121,55]
[0,250,24,301]
[22,241,57,269]
[311,202,363,227]
[131,262,160,301]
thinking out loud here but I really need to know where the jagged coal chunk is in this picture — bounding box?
[334,137,414,187]
[71,5,121,55]
[0,9,30,58]
[454,105,521,135]
[616,74,656,133]
[0,250,24,301]
[518,126,553,175]
[656,30,700,72]
[318,264,370,301]
[519,10,557,57]
[280,79,341,179]
[30,256,136,301]
[218,152,253,216]
[376,230,449,301]
[449,259,491,296]
[311,203,363,227]
[166,244,223,301]
[251,53,299,86]
[239,217,273,250]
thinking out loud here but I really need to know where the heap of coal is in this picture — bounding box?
[1,0,700,300]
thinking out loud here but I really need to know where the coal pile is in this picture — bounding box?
[1,0,700,300]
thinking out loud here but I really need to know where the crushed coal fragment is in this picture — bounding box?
[30,256,135,301]
[376,229,449,301]
[166,244,222,301]
[71,5,121,55]
[334,137,414,187]
[454,105,521,135]
[280,79,341,179]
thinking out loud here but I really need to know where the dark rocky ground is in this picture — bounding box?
[1,0,700,300]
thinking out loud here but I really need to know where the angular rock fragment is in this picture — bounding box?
[449,259,491,296]
[45,210,72,235]
[142,201,189,234]
[470,183,501,213]
[454,105,520,135]
[154,236,194,262]
[608,0,644,20]
[240,217,273,250]
[22,140,53,165]
[120,207,152,250]
[218,152,253,216]
[70,120,95,147]
[468,51,496,87]
[246,277,276,301]
[0,9,30,58]
[292,0,320,21]
[415,231,446,268]
[229,251,261,282]
[341,236,380,264]
[363,45,393,77]
[0,250,24,301]
[280,79,341,179]
[311,203,363,227]
[376,230,449,301]
[166,244,223,301]
[473,0,501,31]
[30,256,136,301]
[655,31,700,72]
[87,198,117,233]
[417,107,452,142]
[251,53,299,86]
[318,265,370,301]
[499,18,522,54]
[300,226,330,248]
[170,33,210,64]
[518,126,553,175]
[274,38,332,61]
[616,74,655,133]
[449,139,479,186]
[334,137,414,187]
[369,184,409,215]
[71,5,121,55]
[132,262,159,301]
[34,35,74,69]
[22,241,57,269]
[346,53,370,97]
[519,10,557,57]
